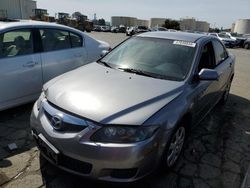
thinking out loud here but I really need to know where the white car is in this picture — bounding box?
[209,33,236,48]
[0,20,110,111]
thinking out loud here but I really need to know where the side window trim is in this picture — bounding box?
[212,39,228,67]
[197,41,216,72]
[33,28,43,53]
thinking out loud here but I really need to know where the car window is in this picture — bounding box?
[102,37,196,81]
[198,42,215,72]
[212,40,228,66]
[40,29,71,52]
[70,32,83,48]
[0,29,33,58]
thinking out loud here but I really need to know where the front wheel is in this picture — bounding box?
[164,126,186,168]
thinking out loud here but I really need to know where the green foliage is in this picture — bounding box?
[163,19,180,30]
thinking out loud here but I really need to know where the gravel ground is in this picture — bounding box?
[0,32,250,188]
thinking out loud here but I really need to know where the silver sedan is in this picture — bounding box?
[30,31,234,182]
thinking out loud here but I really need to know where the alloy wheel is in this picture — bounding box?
[166,126,185,167]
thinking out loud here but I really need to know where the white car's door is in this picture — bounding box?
[0,29,42,109]
[39,28,87,83]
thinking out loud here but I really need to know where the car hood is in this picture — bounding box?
[45,63,184,125]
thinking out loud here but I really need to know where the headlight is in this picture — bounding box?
[37,90,46,110]
[90,125,159,143]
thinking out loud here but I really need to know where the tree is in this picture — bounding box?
[98,18,106,26]
[209,27,220,33]
[163,19,180,30]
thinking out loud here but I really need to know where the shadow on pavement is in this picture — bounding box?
[0,103,35,160]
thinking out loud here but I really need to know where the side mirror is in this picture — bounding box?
[100,50,109,57]
[198,69,219,81]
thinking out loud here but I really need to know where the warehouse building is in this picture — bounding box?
[0,0,36,19]
[149,18,166,28]
[233,19,250,34]
[136,19,149,27]
[111,16,137,27]
[180,18,210,32]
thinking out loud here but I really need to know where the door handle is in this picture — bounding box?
[23,61,38,68]
[229,62,232,67]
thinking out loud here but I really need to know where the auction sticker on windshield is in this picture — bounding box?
[173,41,196,47]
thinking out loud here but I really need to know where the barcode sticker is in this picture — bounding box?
[173,41,196,47]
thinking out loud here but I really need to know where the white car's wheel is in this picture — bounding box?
[244,43,249,49]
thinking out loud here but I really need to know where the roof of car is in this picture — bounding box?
[0,20,76,31]
[137,31,209,42]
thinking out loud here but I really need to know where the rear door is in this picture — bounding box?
[0,28,42,108]
[39,28,87,83]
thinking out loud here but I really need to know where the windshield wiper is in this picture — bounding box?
[97,60,112,68]
[118,67,180,81]
[118,68,157,78]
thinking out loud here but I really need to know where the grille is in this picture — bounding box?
[59,154,92,174]
[44,107,86,133]
[110,168,138,179]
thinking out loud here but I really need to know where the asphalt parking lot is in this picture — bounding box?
[0,32,250,188]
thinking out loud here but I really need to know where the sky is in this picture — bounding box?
[36,0,250,29]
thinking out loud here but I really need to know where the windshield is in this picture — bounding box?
[101,37,196,81]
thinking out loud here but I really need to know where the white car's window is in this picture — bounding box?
[213,40,228,66]
[70,32,83,48]
[0,29,33,58]
[40,29,71,52]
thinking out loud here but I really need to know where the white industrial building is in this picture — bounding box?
[180,18,210,32]
[136,19,149,27]
[111,16,137,27]
[149,18,166,28]
[0,0,37,19]
[233,19,250,34]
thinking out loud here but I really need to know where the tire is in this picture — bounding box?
[219,81,231,105]
[244,43,249,49]
[161,124,186,170]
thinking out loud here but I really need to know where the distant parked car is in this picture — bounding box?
[111,26,126,33]
[209,33,236,48]
[111,26,119,33]
[0,20,110,111]
[150,26,168,32]
[100,26,111,32]
[243,38,250,49]
[220,32,246,47]
[93,25,102,32]
[31,32,234,182]
[128,25,149,36]
[126,26,135,36]
[243,34,250,39]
